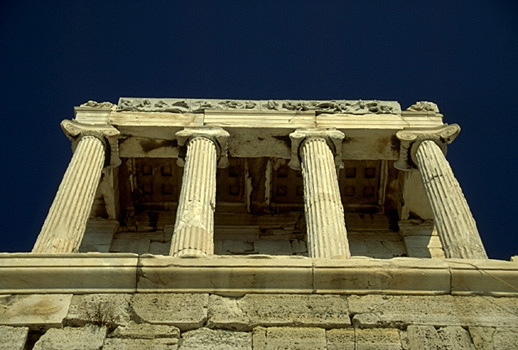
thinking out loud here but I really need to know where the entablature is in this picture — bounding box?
[73,98,445,162]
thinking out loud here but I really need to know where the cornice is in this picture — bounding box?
[1,254,517,296]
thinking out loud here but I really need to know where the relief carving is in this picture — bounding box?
[263,100,397,114]
[117,98,400,114]
[406,101,440,113]
[80,101,116,109]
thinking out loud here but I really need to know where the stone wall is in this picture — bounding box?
[1,293,517,349]
[82,216,432,259]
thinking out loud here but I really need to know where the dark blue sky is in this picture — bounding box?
[1,1,517,259]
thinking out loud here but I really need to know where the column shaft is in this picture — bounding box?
[33,136,106,253]
[170,137,217,257]
[300,138,350,258]
[415,140,487,258]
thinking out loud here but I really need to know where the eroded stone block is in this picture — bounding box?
[179,328,251,350]
[207,294,350,330]
[357,328,401,350]
[207,295,249,330]
[469,327,518,350]
[253,326,326,350]
[349,295,518,328]
[327,328,401,350]
[406,325,439,349]
[326,328,355,349]
[0,294,72,328]
[131,293,208,330]
[0,325,28,350]
[103,338,179,350]
[65,294,132,327]
[33,324,106,350]
[437,326,475,350]
[110,321,180,339]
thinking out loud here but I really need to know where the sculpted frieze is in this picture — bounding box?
[80,100,116,109]
[117,98,400,114]
[406,101,439,113]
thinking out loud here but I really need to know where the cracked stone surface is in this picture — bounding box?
[32,325,106,350]
[349,295,518,328]
[253,326,326,350]
[65,294,132,327]
[179,328,251,350]
[131,293,208,330]
[0,326,28,350]
[207,294,350,330]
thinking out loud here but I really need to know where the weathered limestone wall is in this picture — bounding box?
[1,293,517,349]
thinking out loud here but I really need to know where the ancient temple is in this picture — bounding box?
[1,98,516,349]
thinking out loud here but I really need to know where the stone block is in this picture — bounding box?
[207,295,249,330]
[33,324,106,350]
[326,328,355,349]
[349,295,518,328]
[365,241,394,258]
[290,239,307,254]
[405,325,439,349]
[221,240,255,254]
[350,240,369,255]
[0,326,28,350]
[79,219,118,253]
[437,326,476,350]
[254,240,293,255]
[469,327,518,350]
[429,247,446,259]
[449,259,518,295]
[0,253,138,293]
[110,321,180,339]
[137,255,313,293]
[103,338,179,350]
[131,293,208,330]
[253,326,326,350]
[149,241,171,255]
[111,234,150,254]
[403,235,432,248]
[314,258,450,294]
[0,294,72,328]
[207,294,350,330]
[406,325,475,350]
[179,328,251,350]
[327,328,401,350]
[65,294,132,327]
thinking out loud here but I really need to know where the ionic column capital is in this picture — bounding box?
[61,119,121,167]
[288,128,345,170]
[394,124,460,171]
[175,127,230,168]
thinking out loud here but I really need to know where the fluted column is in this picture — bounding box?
[415,140,487,258]
[32,120,120,253]
[170,128,229,257]
[396,124,487,259]
[289,129,349,258]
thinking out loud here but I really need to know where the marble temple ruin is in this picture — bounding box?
[0,98,517,349]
